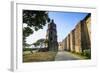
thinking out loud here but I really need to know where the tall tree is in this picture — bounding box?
[23,10,50,47]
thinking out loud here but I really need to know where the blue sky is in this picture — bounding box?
[48,11,88,42]
[26,11,88,45]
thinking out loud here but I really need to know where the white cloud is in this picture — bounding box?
[26,24,48,44]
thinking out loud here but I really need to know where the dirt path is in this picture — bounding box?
[55,51,82,61]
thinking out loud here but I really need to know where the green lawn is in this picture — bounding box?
[23,51,57,62]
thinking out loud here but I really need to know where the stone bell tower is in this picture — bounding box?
[47,20,58,51]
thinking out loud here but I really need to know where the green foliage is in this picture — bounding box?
[37,39,45,43]
[33,39,46,48]
[23,27,33,37]
[23,10,50,28]
[44,39,48,44]
[23,48,32,51]
[23,10,50,47]
[83,49,91,59]
[33,42,39,47]
[23,27,33,47]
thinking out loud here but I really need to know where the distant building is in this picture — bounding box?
[58,42,63,51]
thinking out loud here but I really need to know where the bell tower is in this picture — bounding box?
[47,20,58,51]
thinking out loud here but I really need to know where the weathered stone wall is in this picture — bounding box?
[74,22,82,53]
[85,14,91,40]
[81,14,91,50]
[62,40,65,51]
[61,38,67,51]
[84,14,91,49]
[64,37,67,50]
[67,34,70,51]
[70,29,75,52]
[66,37,69,51]
[61,13,91,53]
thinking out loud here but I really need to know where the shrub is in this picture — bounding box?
[83,49,91,59]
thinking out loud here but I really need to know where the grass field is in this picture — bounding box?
[23,51,57,62]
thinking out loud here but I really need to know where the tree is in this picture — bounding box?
[23,10,50,47]
[23,27,33,47]
[33,42,39,48]
[36,39,45,48]
[33,39,47,48]
[44,39,48,48]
